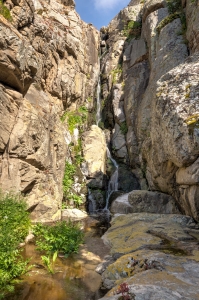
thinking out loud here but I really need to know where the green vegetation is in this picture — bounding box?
[87,96,92,103]
[73,138,84,165]
[120,121,128,135]
[0,0,12,21]
[166,0,181,14]
[33,221,84,273]
[0,191,31,298]
[157,0,186,35]
[156,12,181,34]
[62,160,83,207]
[41,253,57,274]
[33,221,84,257]
[60,106,88,134]
[122,20,142,41]
[63,161,76,196]
[111,64,122,84]
[61,106,89,208]
[67,114,82,133]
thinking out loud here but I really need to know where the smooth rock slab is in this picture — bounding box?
[61,209,88,221]
[102,213,199,255]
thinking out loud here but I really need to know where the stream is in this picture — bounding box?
[5,218,110,300]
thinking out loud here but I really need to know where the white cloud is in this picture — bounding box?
[94,0,127,10]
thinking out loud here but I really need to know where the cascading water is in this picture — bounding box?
[96,78,101,126]
[95,74,119,211]
[104,148,118,210]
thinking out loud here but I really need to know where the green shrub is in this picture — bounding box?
[0,0,12,21]
[62,161,83,207]
[33,221,84,257]
[63,161,76,196]
[120,121,128,135]
[122,20,142,41]
[0,191,31,298]
[156,12,181,34]
[60,106,88,133]
[157,0,186,35]
[166,0,181,14]
[111,65,122,84]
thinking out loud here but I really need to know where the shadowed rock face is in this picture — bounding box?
[0,0,100,222]
[99,0,199,220]
[111,190,180,215]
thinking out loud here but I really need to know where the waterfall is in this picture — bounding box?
[104,148,118,210]
[93,73,119,212]
[96,79,101,126]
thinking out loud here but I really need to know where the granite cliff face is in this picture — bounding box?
[100,0,199,220]
[0,0,100,222]
[0,0,199,223]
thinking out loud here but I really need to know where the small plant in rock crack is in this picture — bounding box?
[115,283,135,300]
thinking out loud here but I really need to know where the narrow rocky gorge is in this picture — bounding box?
[0,0,199,299]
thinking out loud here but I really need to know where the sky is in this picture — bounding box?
[75,0,130,30]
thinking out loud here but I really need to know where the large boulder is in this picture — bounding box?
[82,125,107,189]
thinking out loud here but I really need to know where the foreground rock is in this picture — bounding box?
[98,213,199,299]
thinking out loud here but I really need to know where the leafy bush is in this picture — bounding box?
[157,0,186,35]
[0,191,31,298]
[156,12,181,34]
[122,20,142,41]
[111,65,122,84]
[60,106,88,133]
[33,221,84,257]
[63,161,76,196]
[166,0,181,14]
[62,160,83,207]
[0,0,12,21]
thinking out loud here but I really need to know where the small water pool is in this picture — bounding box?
[5,218,110,300]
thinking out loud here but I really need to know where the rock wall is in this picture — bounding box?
[100,0,199,220]
[0,0,100,222]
